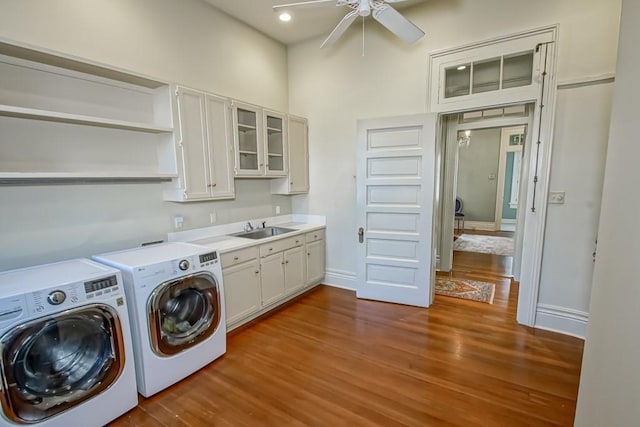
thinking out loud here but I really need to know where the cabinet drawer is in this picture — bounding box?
[221,246,259,268]
[305,229,325,243]
[259,235,304,258]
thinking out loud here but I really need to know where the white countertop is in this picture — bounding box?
[168,215,325,253]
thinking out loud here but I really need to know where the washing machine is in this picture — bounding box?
[0,259,138,427]
[92,242,226,397]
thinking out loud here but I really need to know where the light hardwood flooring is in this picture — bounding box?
[110,248,583,426]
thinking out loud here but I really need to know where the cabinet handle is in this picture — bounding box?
[234,256,239,261]
[269,248,273,251]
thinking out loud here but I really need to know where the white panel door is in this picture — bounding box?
[356,114,437,307]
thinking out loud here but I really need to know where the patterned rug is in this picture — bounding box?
[435,277,496,304]
[453,234,514,256]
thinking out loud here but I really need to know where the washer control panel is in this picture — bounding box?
[199,251,219,268]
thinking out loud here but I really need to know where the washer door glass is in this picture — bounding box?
[0,305,125,424]
[149,272,221,356]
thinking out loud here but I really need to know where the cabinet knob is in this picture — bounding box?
[281,261,285,265]
[255,270,259,275]
[285,260,289,264]
[234,256,239,261]
[295,240,299,244]
[269,248,273,251]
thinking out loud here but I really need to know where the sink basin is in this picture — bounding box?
[232,226,296,240]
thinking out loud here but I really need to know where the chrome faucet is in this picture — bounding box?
[244,222,254,232]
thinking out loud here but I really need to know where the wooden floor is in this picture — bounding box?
[110,249,584,427]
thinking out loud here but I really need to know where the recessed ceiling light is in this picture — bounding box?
[279,12,292,22]
[457,65,467,71]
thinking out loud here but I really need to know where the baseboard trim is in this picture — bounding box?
[323,268,357,291]
[462,221,496,231]
[535,304,588,340]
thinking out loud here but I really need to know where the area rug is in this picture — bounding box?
[435,277,495,304]
[453,234,514,256]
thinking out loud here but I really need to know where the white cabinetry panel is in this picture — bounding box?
[164,87,234,202]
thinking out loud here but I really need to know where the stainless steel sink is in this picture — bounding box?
[232,226,296,240]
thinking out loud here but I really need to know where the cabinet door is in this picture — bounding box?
[232,101,264,176]
[204,94,235,199]
[222,260,261,326]
[284,246,305,294]
[260,253,285,306]
[264,110,287,177]
[288,115,309,193]
[175,86,212,200]
[306,239,325,286]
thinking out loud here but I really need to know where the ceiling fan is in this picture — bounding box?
[273,0,425,49]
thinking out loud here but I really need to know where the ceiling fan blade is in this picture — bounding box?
[320,10,359,48]
[372,4,425,45]
[273,0,336,12]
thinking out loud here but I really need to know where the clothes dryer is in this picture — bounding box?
[93,242,226,397]
[0,259,138,427]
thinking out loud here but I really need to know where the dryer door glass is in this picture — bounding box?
[149,272,222,356]
[0,305,125,424]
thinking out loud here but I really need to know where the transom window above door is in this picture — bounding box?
[444,51,534,98]
[428,27,556,113]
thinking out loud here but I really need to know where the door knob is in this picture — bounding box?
[358,227,364,243]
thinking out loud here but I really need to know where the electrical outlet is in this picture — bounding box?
[209,212,217,224]
[174,215,184,229]
[275,205,281,215]
[549,191,565,204]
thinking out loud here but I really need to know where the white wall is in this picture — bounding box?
[0,0,292,271]
[289,0,621,329]
[536,82,613,336]
[574,0,640,423]
[457,128,501,223]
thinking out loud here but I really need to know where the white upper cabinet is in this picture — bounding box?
[164,86,234,202]
[263,110,287,177]
[0,39,176,182]
[232,101,264,177]
[232,102,288,178]
[271,115,309,195]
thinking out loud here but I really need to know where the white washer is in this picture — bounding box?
[0,259,138,427]
[93,242,226,397]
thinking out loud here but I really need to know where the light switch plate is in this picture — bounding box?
[549,191,565,204]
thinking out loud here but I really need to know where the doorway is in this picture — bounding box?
[437,104,533,276]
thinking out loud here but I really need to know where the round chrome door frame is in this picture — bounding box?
[147,272,221,357]
[0,304,125,424]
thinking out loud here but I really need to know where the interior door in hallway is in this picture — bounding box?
[356,114,437,307]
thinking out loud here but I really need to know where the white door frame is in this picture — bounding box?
[495,126,525,231]
[428,25,559,327]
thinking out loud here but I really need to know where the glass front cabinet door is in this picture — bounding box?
[263,110,287,177]
[232,101,263,176]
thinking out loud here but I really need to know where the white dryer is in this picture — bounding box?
[0,259,138,427]
[93,242,226,397]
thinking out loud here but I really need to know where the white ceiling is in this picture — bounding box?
[203,0,426,45]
